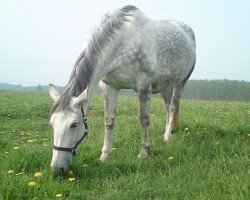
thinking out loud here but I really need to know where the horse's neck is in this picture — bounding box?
[83,39,121,113]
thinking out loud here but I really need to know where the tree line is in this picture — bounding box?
[182,79,250,101]
[0,79,249,101]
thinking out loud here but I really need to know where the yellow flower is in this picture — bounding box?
[55,194,63,198]
[67,170,74,177]
[168,156,174,161]
[28,181,37,187]
[7,169,14,174]
[13,146,19,150]
[34,172,42,177]
[68,177,76,182]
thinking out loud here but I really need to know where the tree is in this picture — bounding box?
[37,85,43,93]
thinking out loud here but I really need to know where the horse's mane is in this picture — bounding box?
[51,5,138,114]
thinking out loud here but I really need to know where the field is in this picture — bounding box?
[0,91,249,200]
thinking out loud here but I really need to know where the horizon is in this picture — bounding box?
[0,78,249,87]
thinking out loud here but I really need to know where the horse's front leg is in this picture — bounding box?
[99,81,118,161]
[138,87,151,158]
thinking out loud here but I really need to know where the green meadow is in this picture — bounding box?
[0,91,249,200]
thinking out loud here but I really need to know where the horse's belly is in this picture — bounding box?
[102,67,139,90]
[101,64,187,93]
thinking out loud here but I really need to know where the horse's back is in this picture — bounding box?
[129,14,196,71]
[158,20,196,49]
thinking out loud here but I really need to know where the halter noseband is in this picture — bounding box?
[52,108,88,156]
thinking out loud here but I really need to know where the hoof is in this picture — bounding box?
[163,134,171,142]
[99,152,110,161]
[137,152,148,159]
[138,145,150,158]
[163,135,171,142]
[164,137,171,142]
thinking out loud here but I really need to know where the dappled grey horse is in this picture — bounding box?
[49,5,196,173]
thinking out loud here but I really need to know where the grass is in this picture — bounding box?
[0,91,249,200]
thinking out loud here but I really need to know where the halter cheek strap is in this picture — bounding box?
[52,108,88,156]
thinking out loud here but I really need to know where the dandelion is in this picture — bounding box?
[68,177,76,182]
[67,170,74,177]
[28,181,37,188]
[34,172,42,177]
[168,156,174,161]
[13,146,19,150]
[7,169,14,174]
[55,194,63,198]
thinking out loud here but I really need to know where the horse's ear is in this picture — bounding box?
[73,88,88,106]
[49,84,60,102]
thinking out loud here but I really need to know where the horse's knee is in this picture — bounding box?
[105,116,115,129]
[140,114,150,127]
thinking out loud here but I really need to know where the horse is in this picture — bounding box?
[48,5,196,173]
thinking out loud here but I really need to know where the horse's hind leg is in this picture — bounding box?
[99,81,118,161]
[161,88,172,126]
[161,86,181,141]
[138,86,151,158]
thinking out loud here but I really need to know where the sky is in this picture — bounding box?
[0,0,250,86]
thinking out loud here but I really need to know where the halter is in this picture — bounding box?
[52,108,88,156]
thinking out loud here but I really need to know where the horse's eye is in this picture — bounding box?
[70,123,78,128]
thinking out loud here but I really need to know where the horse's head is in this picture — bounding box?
[48,84,88,174]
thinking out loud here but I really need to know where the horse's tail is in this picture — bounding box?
[179,58,196,88]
